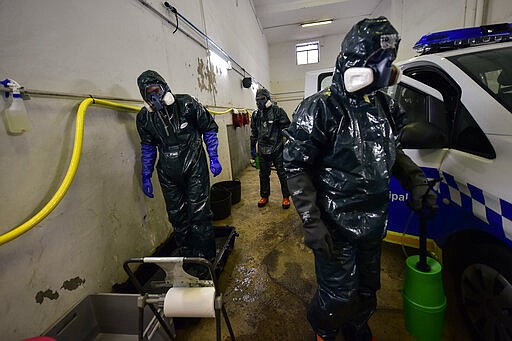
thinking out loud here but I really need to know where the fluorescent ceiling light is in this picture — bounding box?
[301,20,333,28]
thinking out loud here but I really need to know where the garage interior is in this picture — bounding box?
[1,1,511,340]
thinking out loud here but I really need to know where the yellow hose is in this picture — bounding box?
[0,98,141,246]
[207,107,234,115]
[206,107,252,115]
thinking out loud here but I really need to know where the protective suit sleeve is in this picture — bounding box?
[141,143,157,198]
[287,173,333,260]
[203,131,222,177]
[392,149,437,212]
[136,108,157,146]
[278,107,291,130]
[282,99,325,176]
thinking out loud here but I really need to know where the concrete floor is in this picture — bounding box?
[173,165,471,341]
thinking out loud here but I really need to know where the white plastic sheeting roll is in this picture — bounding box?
[163,287,216,317]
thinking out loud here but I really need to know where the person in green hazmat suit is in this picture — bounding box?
[136,70,222,264]
[283,17,436,341]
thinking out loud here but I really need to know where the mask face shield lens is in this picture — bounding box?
[365,48,396,90]
[256,96,268,110]
[380,33,400,50]
[145,84,165,111]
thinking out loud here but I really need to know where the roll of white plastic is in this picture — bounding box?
[163,287,216,317]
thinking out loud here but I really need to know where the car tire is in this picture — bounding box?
[450,242,512,341]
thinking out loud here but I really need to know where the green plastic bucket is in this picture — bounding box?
[403,255,446,341]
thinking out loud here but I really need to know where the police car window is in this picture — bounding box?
[427,96,450,139]
[452,104,496,159]
[403,67,460,113]
[393,84,450,142]
[448,46,512,113]
[395,85,427,123]
[317,72,332,92]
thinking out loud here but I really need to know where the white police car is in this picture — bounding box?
[385,23,512,341]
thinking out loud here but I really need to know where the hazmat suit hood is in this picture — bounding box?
[137,70,175,111]
[256,88,272,110]
[256,88,271,100]
[331,16,400,96]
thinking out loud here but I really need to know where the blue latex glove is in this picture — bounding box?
[142,177,153,198]
[250,139,257,158]
[210,157,222,177]
[251,136,258,159]
[141,143,157,198]
[203,131,222,176]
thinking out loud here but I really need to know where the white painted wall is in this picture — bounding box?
[269,34,341,116]
[0,0,267,339]
[269,0,511,116]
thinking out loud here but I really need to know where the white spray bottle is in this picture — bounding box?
[1,78,30,134]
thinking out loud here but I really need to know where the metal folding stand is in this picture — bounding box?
[123,257,235,341]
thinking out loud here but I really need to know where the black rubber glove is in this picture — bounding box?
[303,221,334,260]
[393,149,438,215]
[410,182,438,213]
[287,173,333,260]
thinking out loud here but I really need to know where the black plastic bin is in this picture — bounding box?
[212,180,241,205]
[210,187,232,221]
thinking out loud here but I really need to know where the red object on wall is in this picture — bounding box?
[232,111,242,128]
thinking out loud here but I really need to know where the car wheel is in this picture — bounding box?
[452,242,512,341]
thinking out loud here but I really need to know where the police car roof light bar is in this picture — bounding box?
[413,23,512,55]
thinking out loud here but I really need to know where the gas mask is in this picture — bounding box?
[144,84,175,112]
[256,97,271,110]
[343,33,400,94]
[343,63,401,93]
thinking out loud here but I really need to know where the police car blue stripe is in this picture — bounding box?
[461,192,473,212]
[419,167,512,243]
[442,172,458,189]
[467,183,485,204]
[439,182,450,198]
[500,199,512,221]
[486,207,502,228]
[423,167,440,179]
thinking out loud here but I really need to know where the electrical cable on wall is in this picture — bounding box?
[167,3,178,33]
[159,1,264,89]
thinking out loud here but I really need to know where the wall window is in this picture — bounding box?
[296,41,319,65]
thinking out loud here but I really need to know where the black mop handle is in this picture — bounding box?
[416,178,441,272]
